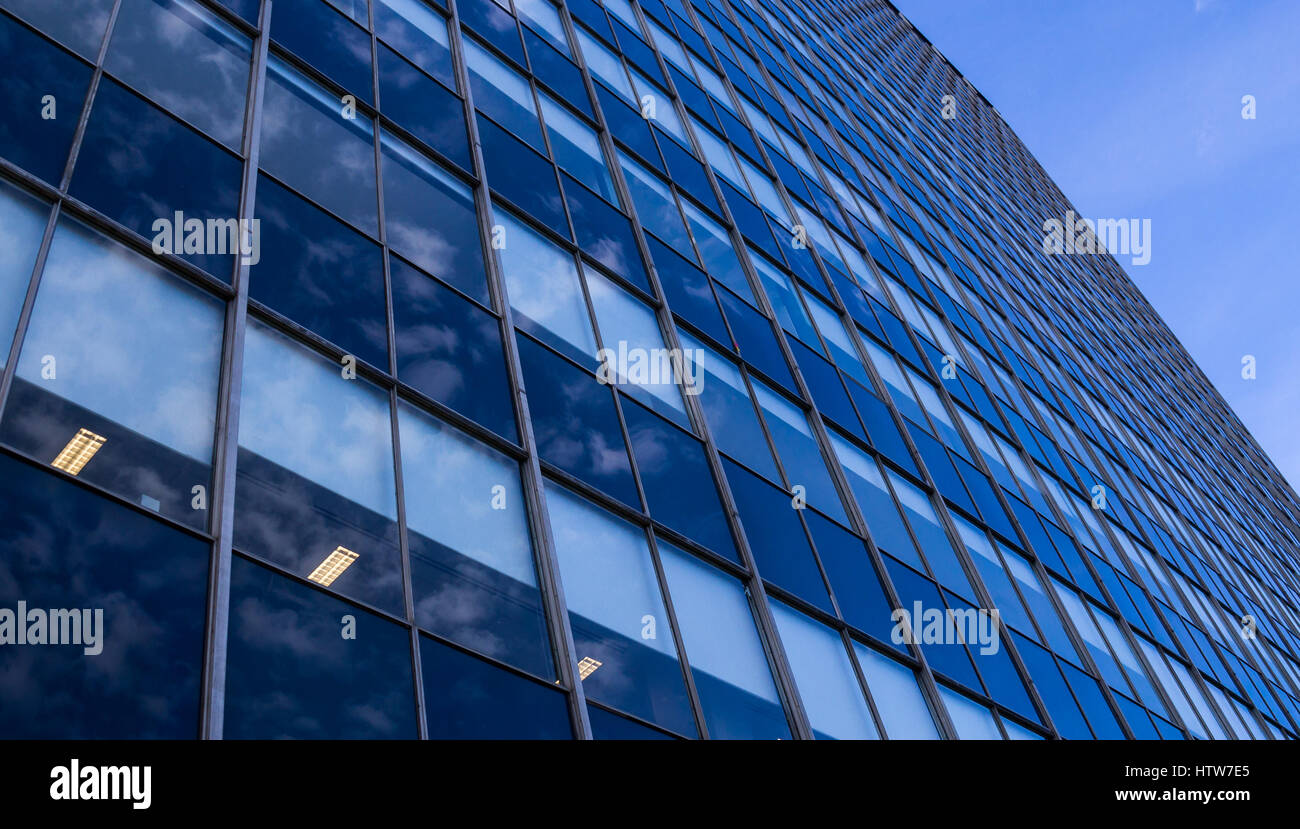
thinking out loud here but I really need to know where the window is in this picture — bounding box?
[420,634,572,738]
[261,58,378,235]
[0,12,92,183]
[0,0,115,59]
[1,218,223,529]
[678,333,779,481]
[771,601,878,740]
[390,256,515,440]
[540,92,616,201]
[270,0,373,103]
[71,78,243,280]
[375,0,456,88]
[252,176,389,368]
[464,36,543,149]
[380,132,487,303]
[105,0,251,149]
[545,483,696,736]
[235,322,403,616]
[586,269,687,425]
[224,556,419,738]
[853,643,941,739]
[495,209,595,362]
[518,334,639,506]
[0,453,208,737]
[658,541,790,738]
[0,181,48,369]
[623,399,736,561]
[398,402,551,678]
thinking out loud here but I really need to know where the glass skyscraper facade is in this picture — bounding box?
[0,0,1297,741]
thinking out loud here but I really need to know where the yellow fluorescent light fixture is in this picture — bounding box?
[577,656,603,680]
[51,428,107,476]
[308,546,359,587]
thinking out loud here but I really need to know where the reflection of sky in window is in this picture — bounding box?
[493,208,596,357]
[545,482,676,655]
[239,321,398,519]
[397,401,538,586]
[677,332,779,481]
[15,218,222,461]
[585,269,687,425]
[658,540,782,704]
[772,600,878,739]
[852,642,941,739]
[105,0,251,150]
[0,182,48,369]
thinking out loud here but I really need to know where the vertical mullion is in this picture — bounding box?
[200,0,272,740]
[446,0,593,741]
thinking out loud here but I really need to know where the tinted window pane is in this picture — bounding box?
[519,335,639,507]
[724,458,833,613]
[587,269,687,425]
[225,556,418,738]
[771,600,878,740]
[541,92,615,200]
[753,380,847,523]
[804,511,898,647]
[0,0,114,59]
[71,78,242,279]
[0,181,47,369]
[0,454,207,738]
[658,541,790,739]
[479,115,569,237]
[0,13,91,183]
[252,176,389,368]
[375,0,455,88]
[105,0,251,149]
[495,209,595,363]
[271,0,373,103]
[421,634,572,738]
[939,685,1003,740]
[623,398,737,562]
[380,132,487,303]
[398,402,551,678]
[464,35,539,146]
[377,44,470,171]
[1,218,222,529]
[390,257,515,440]
[545,483,695,735]
[261,58,378,235]
[853,643,941,739]
[562,173,648,292]
[588,704,676,739]
[678,334,779,480]
[235,322,403,616]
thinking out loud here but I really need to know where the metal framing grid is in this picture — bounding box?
[0,0,1296,741]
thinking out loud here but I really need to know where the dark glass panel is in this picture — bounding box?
[0,454,207,738]
[622,397,737,563]
[517,334,639,507]
[421,634,572,738]
[0,14,90,183]
[70,78,242,280]
[224,555,418,738]
[390,256,515,440]
[251,175,389,368]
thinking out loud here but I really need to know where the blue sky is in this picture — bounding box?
[890,0,1300,491]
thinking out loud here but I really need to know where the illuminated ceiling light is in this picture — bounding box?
[51,428,107,476]
[308,546,359,587]
[577,656,603,680]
